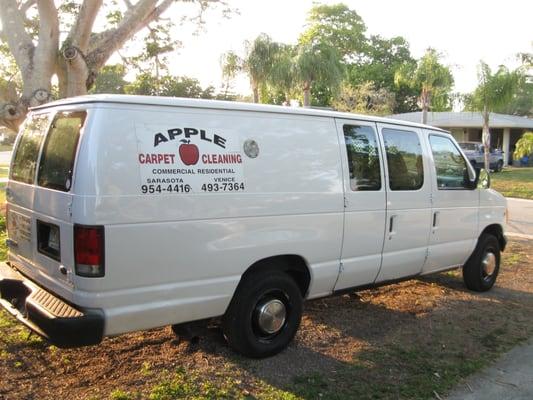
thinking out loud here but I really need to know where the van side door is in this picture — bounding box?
[334,119,386,290]
[423,131,478,273]
[375,123,432,282]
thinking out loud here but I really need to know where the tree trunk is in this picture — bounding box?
[482,106,491,171]
[303,82,311,107]
[251,81,259,103]
[420,88,430,125]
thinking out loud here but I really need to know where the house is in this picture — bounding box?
[389,111,533,165]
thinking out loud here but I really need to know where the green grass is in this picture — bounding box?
[491,167,533,199]
[112,368,300,400]
[0,166,8,179]
[0,144,12,152]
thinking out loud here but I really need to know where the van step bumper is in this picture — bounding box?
[0,262,104,347]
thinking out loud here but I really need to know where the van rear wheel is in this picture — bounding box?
[222,271,302,358]
[463,234,501,292]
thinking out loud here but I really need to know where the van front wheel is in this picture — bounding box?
[463,234,501,292]
[222,271,302,358]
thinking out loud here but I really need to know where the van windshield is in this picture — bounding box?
[11,114,50,184]
[37,112,86,192]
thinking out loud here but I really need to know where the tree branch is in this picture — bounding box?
[87,0,168,70]
[67,0,102,52]
[0,0,35,80]
[19,0,35,13]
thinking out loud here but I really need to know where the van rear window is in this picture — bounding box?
[37,112,86,192]
[11,114,50,184]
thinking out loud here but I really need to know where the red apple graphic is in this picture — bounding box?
[179,140,199,165]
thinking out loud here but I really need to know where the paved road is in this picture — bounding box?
[446,339,533,400]
[506,197,533,238]
[0,151,11,165]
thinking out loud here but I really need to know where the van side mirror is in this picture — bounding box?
[476,168,491,189]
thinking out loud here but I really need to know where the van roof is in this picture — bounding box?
[32,94,447,132]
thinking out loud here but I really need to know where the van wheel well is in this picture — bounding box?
[239,255,311,297]
[481,224,506,251]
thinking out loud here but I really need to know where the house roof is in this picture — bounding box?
[388,111,533,129]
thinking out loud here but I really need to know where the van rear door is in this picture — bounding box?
[7,110,86,288]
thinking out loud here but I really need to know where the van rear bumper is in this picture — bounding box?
[0,262,104,347]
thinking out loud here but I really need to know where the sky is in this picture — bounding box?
[162,0,533,97]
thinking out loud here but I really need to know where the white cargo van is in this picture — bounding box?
[0,95,507,357]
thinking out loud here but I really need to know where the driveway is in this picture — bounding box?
[446,339,533,400]
[506,197,533,238]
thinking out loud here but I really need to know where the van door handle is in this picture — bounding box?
[432,211,440,230]
[388,215,397,239]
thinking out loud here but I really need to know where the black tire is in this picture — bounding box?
[222,271,303,358]
[494,160,503,172]
[463,234,501,292]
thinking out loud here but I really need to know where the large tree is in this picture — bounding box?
[299,3,366,62]
[463,62,522,169]
[349,35,418,113]
[394,48,454,124]
[0,0,224,131]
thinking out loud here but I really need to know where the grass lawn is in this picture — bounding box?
[491,167,533,200]
[0,144,12,152]
[0,228,531,399]
[0,166,8,180]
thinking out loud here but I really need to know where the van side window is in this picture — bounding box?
[429,135,470,189]
[343,125,381,191]
[382,128,424,191]
[11,114,50,184]
[37,112,86,192]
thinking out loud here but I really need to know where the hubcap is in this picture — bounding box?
[255,299,287,335]
[482,251,497,279]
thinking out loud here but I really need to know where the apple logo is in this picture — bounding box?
[179,140,200,165]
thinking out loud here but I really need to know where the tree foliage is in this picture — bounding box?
[332,82,395,115]
[125,73,214,98]
[0,0,227,131]
[463,61,522,169]
[90,64,128,94]
[295,42,344,106]
[394,48,454,122]
[299,3,366,62]
[463,62,522,114]
[513,132,533,159]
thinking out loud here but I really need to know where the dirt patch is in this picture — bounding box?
[0,238,532,400]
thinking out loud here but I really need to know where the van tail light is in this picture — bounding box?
[74,225,105,277]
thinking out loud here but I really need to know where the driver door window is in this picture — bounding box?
[429,135,470,190]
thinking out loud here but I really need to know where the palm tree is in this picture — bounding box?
[243,34,279,103]
[220,51,242,98]
[394,48,454,124]
[268,44,296,104]
[295,42,344,107]
[465,62,521,169]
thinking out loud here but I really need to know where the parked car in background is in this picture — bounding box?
[458,142,504,172]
